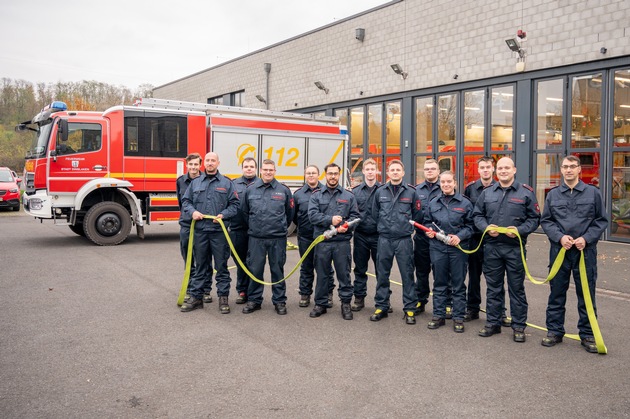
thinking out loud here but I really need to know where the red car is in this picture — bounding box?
[0,167,21,211]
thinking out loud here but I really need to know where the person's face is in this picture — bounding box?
[305,167,320,187]
[362,163,378,182]
[204,153,219,174]
[478,161,494,181]
[261,163,276,183]
[440,173,456,195]
[387,163,404,184]
[423,162,439,182]
[187,158,201,177]
[242,160,257,178]
[325,167,340,188]
[496,158,516,185]
[561,159,581,183]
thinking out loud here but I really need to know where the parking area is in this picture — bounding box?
[1,211,629,418]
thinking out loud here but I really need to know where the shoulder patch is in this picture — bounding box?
[465,180,475,187]
[523,184,534,192]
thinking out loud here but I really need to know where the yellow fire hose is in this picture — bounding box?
[178,217,606,354]
[453,226,606,354]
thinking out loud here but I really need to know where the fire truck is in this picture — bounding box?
[16,98,348,245]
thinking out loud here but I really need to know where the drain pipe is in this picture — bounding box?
[264,63,271,110]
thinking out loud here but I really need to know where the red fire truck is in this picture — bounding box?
[17,98,348,245]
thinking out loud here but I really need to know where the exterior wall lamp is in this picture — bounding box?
[391,64,408,79]
[314,81,329,94]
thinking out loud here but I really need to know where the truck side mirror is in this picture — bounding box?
[58,119,69,142]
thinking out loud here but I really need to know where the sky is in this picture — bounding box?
[0,0,387,90]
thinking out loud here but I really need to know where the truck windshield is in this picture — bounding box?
[27,120,53,158]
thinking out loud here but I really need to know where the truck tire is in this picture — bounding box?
[83,202,132,246]
[68,223,85,236]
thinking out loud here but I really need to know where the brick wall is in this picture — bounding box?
[154,0,630,110]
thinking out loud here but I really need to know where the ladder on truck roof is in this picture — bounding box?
[135,98,339,124]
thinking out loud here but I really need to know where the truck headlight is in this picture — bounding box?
[29,198,43,210]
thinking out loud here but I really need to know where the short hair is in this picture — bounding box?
[242,157,257,168]
[440,170,455,179]
[477,156,495,165]
[305,164,319,174]
[324,163,341,173]
[262,159,276,167]
[424,158,438,166]
[186,153,202,163]
[363,158,377,168]
[563,155,581,165]
[387,159,404,170]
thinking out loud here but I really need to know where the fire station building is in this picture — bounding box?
[154,0,630,242]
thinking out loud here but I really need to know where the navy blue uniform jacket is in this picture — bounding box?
[373,182,422,239]
[241,178,294,239]
[472,180,540,246]
[308,184,360,242]
[540,180,608,247]
[181,171,240,232]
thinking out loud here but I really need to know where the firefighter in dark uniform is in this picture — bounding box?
[176,153,209,303]
[540,155,608,353]
[463,156,498,323]
[371,160,421,324]
[351,158,381,312]
[240,159,295,315]
[229,157,258,305]
[293,165,333,308]
[423,171,474,332]
[180,152,240,313]
[308,163,360,320]
[414,158,442,315]
[472,157,540,342]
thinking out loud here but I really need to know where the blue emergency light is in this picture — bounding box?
[33,101,68,124]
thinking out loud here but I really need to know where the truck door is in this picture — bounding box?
[48,120,108,194]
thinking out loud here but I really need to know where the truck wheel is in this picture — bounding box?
[68,223,85,236]
[83,202,132,245]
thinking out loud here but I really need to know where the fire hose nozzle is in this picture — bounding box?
[324,218,361,239]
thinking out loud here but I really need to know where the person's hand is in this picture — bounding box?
[487,224,500,237]
[448,235,460,246]
[560,235,574,250]
[573,236,586,251]
[337,224,348,233]
[213,213,224,223]
[332,215,343,226]
[192,211,204,221]
[505,226,518,238]
[425,229,436,239]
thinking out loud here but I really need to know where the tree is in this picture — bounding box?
[0,78,154,172]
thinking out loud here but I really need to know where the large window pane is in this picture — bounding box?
[536,153,562,212]
[536,79,564,150]
[571,73,602,148]
[350,107,364,156]
[438,93,457,152]
[368,104,382,154]
[491,85,514,151]
[613,69,630,147]
[385,101,401,155]
[464,90,484,152]
[415,97,433,154]
[612,151,630,238]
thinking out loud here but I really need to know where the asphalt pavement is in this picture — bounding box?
[1,210,629,418]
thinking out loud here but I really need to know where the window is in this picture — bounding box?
[57,123,102,155]
[124,112,187,158]
[612,68,630,239]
